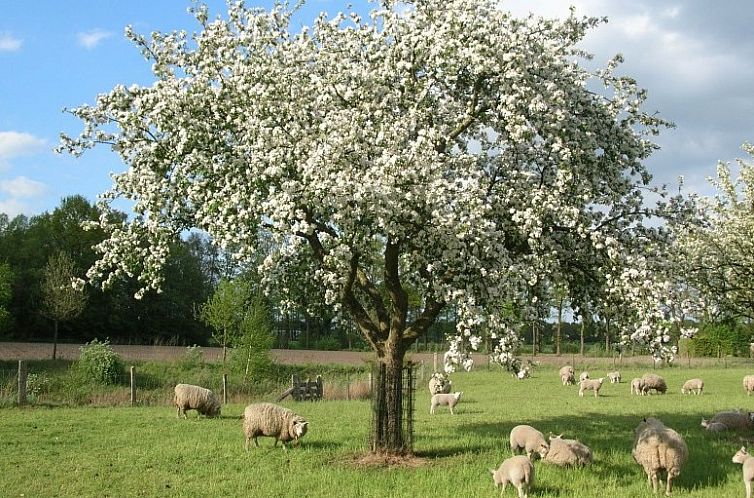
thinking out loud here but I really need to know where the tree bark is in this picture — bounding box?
[556,296,563,356]
[371,340,409,454]
[580,318,585,356]
[52,320,59,360]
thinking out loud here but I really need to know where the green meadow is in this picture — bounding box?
[2,365,754,497]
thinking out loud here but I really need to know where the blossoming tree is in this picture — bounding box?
[60,0,677,453]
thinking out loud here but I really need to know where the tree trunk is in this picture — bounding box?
[371,343,409,454]
[52,320,59,360]
[556,296,563,356]
[580,318,585,356]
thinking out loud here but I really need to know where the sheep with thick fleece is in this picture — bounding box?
[640,373,667,394]
[709,409,754,431]
[732,446,754,498]
[681,378,704,395]
[632,417,688,496]
[543,434,593,466]
[243,402,308,450]
[743,375,754,395]
[174,383,221,418]
[559,366,575,386]
[430,392,462,415]
[490,455,534,498]
[607,371,621,384]
[509,424,549,460]
[700,418,728,432]
[579,378,604,398]
[428,374,451,395]
[630,378,646,395]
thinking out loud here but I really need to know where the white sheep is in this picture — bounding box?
[243,402,308,450]
[428,373,452,395]
[579,378,604,398]
[700,418,728,432]
[630,378,646,396]
[430,392,463,415]
[173,383,221,418]
[579,371,590,382]
[509,424,549,460]
[709,409,754,431]
[543,434,593,466]
[632,417,688,496]
[733,446,754,498]
[640,373,667,394]
[743,375,754,395]
[490,455,535,498]
[681,378,704,395]
[559,365,575,386]
[607,371,621,384]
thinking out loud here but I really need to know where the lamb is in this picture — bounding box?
[509,424,549,460]
[489,455,535,498]
[607,371,621,384]
[579,377,605,398]
[632,417,688,496]
[430,392,463,415]
[700,418,728,432]
[579,371,590,382]
[428,373,451,395]
[743,375,754,395]
[640,373,667,395]
[709,409,754,431]
[631,378,646,395]
[681,378,704,395]
[173,383,221,418]
[543,434,593,466]
[243,402,308,450]
[732,446,754,498]
[559,365,575,386]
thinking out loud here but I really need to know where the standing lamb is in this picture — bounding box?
[243,402,308,450]
[579,371,590,382]
[174,383,221,418]
[543,434,593,466]
[640,373,668,395]
[509,424,549,460]
[632,417,688,496]
[430,392,463,415]
[559,366,575,386]
[743,375,754,396]
[681,378,704,395]
[607,371,621,384]
[733,446,754,498]
[630,378,646,396]
[579,378,605,398]
[428,373,452,395]
[709,410,754,431]
[490,455,535,498]
[700,418,728,432]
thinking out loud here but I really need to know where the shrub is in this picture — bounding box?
[180,345,204,369]
[79,339,123,385]
[690,323,751,357]
[25,372,51,402]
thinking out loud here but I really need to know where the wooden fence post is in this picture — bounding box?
[130,366,136,406]
[17,360,27,406]
[222,374,228,404]
[433,353,437,372]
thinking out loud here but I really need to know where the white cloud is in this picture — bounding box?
[0,131,47,165]
[0,33,22,52]
[77,29,113,49]
[0,198,28,218]
[0,176,47,198]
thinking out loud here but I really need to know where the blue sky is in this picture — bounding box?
[1,1,754,218]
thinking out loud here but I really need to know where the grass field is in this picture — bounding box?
[3,365,754,497]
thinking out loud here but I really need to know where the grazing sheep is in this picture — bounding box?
[631,378,646,396]
[509,424,549,460]
[243,402,308,450]
[579,371,590,382]
[640,373,668,395]
[743,375,754,396]
[632,417,688,496]
[559,366,575,386]
[733,446,754,498]
[681,378,704,395]
[579,378,605,398]
[490,455,535,498]
[607,371,621,384]
[700,418,728,432]
[709,410,754,431]
[430,391,463,415]
[173,383,221,419]
[428,373,452,395]
[543,434,593,466]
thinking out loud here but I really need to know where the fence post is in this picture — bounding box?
[17,360,27,406]
[222,373,228,404]
[130,366,136,406]
[433,353,437,372]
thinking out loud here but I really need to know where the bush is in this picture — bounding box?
[690,323,751,357]
[78,339,123,385]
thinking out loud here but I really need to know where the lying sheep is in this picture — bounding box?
[430,392,462,415]
[174,383,221,418]
[640,373,667,395]
[543,434,593,466]
[709,409,754,431]
[509,424,549,460]
[579,378,605,398]
[630,378,646,396]
[559,366,575,386]
[243,402,308,450]
[579,371,590,382]
[490,455,534,498]
[607,371,621,384]
[733,446,754,498]
[700,418,728,432]
[681,378,704,395]
[428,373,451,395]
[743,375,754,396]
[632,417,688,496]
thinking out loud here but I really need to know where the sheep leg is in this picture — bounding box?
[665,475,674,496]
[244,437,250,452]
[745,479,751,498]
[516,482,526,498]
[499,480,507,498]
[253,436,259,448]
[594,390,598,398]
[650,472,659,494]
[449,405,454,415]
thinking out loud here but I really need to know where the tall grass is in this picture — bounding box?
[3,364,754,496]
